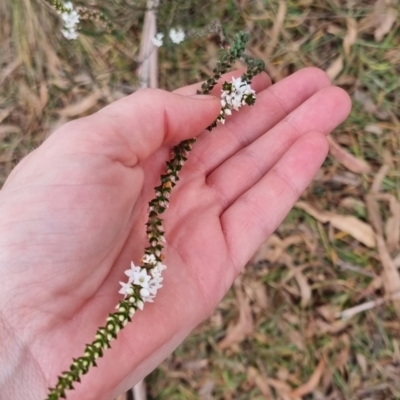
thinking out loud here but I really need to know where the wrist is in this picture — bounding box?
[0,311,47,399]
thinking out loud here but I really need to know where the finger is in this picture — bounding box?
[207,86,351,211]
[173,69,272,96]
[221,131,329,275]
[185,67,332,176]
[47,90,221,166]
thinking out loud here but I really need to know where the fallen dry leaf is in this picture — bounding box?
[248,367,274,399]
[329,171,361,187]
[317,305,342,322]
[19,82,42,118]
[314,318,351,335]
[218,278,254,350]
[353,89,390,120]
[328,135,371,174]
[294,269,311,308]
[265,377,293,396]
[385,195,400,252]
[339,196,366,211]
[371,164,390,193]
[58,90,103,117]
[343,18,357,56]
[250,235,281,264]
[366,195,384,236]
[394,253,400,269]
[295,201,376,248]
[251,233,304,264]
[356,275,383,302]
[247,280,269,310]
[356,353,368,375]
[198,380,215,400]
[374,6,398,42]
[334,335,350,373]
[289,358,326,398]
[377,235,400,316]
[326,24,343,36]
[0,108,12,124]
[0,58,21,87]
[288,330,306,351]
[279,254,312,308]
[365,123,383,135]
[39,81,49,112]
[326,55,343,80]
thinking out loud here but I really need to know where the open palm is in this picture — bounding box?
[0,68,351,400]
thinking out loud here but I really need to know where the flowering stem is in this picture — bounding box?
[44,0,115,39]
[45,32,264,400]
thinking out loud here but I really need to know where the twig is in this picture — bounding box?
[337,258,376,278]
[338,290,400,319]
[137,0,160,89]
[133,379,147,400]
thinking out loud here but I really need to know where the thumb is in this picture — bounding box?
[52,89,220,165]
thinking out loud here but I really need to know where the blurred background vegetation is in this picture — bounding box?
[1,0,400,399]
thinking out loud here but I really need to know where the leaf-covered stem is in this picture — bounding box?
[45,32,264,400]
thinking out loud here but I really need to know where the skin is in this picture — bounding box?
[0,68,351,400]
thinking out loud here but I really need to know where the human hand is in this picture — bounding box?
[0,68,351,400]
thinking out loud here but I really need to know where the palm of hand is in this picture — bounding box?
[0,68,350,400]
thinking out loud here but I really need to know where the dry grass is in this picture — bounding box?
[1,0,400,399]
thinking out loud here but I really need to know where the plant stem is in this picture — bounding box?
[45,32,264,400]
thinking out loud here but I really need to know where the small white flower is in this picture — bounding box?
[119,282,133,296]
[133,269,151,288]
[63,1,74,10]
[231,77,244,91]
[124,262,142,283]
[152,262,167,277]
[62,28,78,40]
[218,77,256,123]
[151,32,164,47]
[169,28,185,44]
[58,1,80,40]
[149,277,163,295]
[143,295,155,303]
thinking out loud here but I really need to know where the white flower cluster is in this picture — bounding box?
[59,1,80,40]
[151,28,185,47]
[218,77,256,125]
[119,254,166,310]
[169,28,185,44]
